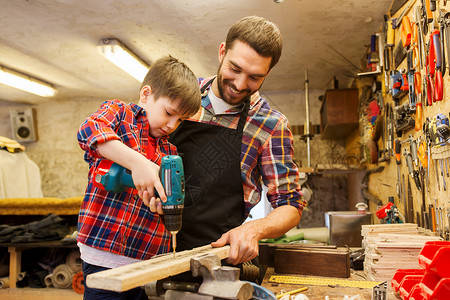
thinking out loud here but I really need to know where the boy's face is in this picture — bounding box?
[140,87,189,138]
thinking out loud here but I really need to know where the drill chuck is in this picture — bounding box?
[163,213,183,233]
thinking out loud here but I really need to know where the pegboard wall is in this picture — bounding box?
[355,0,450,238]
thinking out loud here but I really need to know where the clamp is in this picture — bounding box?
[144,254,276,300]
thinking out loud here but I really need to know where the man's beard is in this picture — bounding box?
[216,65,259,106]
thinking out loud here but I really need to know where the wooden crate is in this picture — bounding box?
[320,89,359,139]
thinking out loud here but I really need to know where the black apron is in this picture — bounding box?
[169,79,249,251]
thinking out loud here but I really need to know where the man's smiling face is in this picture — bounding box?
[214,41,272,106]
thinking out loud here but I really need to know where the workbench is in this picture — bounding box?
[261,267,401,299]
[0,240,77,288]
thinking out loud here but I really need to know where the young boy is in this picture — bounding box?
[76,55,201,299]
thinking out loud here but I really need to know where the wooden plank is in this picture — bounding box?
[86,245,230,292]
[274,248,350,278]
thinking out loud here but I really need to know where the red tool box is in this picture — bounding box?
[391,241,450,300]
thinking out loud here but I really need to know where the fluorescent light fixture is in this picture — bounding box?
[0,66,57,97]
[97,38,149,82]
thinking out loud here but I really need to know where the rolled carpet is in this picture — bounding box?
[66,250,82,273]
[0,276,9,289]
[51,264,74,289]
[72,271,84,295]
[44,274,53,287]
[17,271,26,281]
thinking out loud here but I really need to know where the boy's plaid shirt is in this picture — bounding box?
[77,99,176,259]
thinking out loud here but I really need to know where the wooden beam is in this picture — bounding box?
[259,243,337,267]
[86,245,230,292]
[274,247,350,278]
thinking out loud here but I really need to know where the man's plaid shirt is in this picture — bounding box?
[194,78,306,217]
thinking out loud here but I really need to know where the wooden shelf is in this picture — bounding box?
[0,287,82,300]
[0,241,77,289]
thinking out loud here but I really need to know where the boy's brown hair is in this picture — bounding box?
[141,55,201,116]
[225,16,283,71]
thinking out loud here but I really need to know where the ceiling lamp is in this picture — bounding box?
[97,38,150,82]
[0,66,57,97]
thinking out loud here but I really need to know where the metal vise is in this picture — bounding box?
[144,254,254,300]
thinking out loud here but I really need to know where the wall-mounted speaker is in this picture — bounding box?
[10,108,38,142]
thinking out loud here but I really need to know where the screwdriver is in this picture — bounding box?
[395,139,402,200]
[432,30,443,101]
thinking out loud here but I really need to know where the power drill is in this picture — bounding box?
[93,155,185,257]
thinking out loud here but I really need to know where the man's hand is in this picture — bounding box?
[211,205,301,265]
[211,221,260,265]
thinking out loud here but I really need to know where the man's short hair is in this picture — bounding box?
[141,55,201,117]
[225,16,283,70]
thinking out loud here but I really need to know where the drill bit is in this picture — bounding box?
[172,233,177,258]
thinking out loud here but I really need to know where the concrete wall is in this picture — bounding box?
[1,98,106,197]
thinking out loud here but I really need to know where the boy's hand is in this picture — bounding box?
[131,160,167,209]
[142,194,164,215]
[140,191,164,214]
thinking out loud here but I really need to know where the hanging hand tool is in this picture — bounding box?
[406,134,419,167]
[415,6,426,70]
[415,102,423,132]
[407,50,416,109]
[424,118,437,190]
[418,137,430,192]
[426,38,436,105]
[431,0,437,11]
[435,199,442,237]
[394,40,408,69]
[418,138,427,229]
[376,199,403,224]
[394,102,415,137]
[426,117,446,190]
[407,179,415,224]
[447,208,450,241]
[438,10,447,77]
[436,120,450,144]
[438,159,447,191]
[386,17,395,74]
[392,2,414,29]
[402,174,408,222]
[412,25,422,102]
[420,0,433,35]
[401,16,413,48]
[426,116,440,146]
[436,114,450,145]
[93,155,185,257]
[443,12,450,77]
[395,139,403,201]
[385,103,395,159]
[404,148,422,191]
[431,29,444,101]
[391,70,409,101]
[430,204,437,232]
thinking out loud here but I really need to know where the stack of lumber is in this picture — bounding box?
[361,223,442,282]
